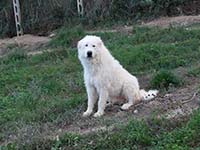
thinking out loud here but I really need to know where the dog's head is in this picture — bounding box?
[77,35,103,60]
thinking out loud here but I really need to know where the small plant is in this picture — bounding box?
[0,143,16,150]
[150,70,182,90]
[60,133,80,147]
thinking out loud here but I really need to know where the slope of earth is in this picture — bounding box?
[0,20,200,150]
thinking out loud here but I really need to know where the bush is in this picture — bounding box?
[150,70,182,90]
[0,0,77,37]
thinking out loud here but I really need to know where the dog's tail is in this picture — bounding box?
[139,89,159,101]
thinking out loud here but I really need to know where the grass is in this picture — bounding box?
[0,48,85,147]
[49,26,85,48]
[94,27,200,73]
[54,109,200,150]
[0,25,200,149]
[188,66,200,77]
[2,110,200,149]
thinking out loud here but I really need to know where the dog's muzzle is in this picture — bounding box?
[87,51,92,58]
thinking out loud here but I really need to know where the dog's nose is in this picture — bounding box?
[87,51,92,58]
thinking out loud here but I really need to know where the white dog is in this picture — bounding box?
[78,35,158,117]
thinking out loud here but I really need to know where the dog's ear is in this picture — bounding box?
[96,37,103,48]
[77,39,83,50]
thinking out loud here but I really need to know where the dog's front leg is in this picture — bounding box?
[94,91,108,117]
[83,85,98,117]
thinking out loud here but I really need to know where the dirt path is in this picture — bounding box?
[0,34,50,56]
[88,15,200,34]
[143,15,200,28]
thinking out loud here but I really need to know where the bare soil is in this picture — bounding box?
[142,15,200,28]
[0,34,50,56]
[88,15,200,34]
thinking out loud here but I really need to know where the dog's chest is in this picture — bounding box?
[88,75,102,87]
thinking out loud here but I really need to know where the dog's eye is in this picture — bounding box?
[85,44,88,47]
[92,45,96,47]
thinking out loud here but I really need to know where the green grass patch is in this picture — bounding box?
[96,27,200,73]
[49,26,85,48]
[0,48,85,135]
[132,26,200,44]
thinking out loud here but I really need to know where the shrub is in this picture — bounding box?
[150,70,182,90]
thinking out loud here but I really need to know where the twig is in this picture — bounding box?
[181,89,200,104]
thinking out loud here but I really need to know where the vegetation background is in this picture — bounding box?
[0,0,200,38]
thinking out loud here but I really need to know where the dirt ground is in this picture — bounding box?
[88,15,200,34]
[0,34,50,56]
[0,15,200,135]
[142,15,200,28]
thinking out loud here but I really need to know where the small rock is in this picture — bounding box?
[49,33,56,38]
[56,135,59,141]
[166,108,184,119]
[156,115,161,119]
[133,109,138,114]
[164,93,173,97]
[58,129,62,132]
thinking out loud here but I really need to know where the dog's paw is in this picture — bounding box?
[93,111,104,117]
[83,110,92,117]
[121,103,132,110]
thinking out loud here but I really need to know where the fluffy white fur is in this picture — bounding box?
[78,35,158,117]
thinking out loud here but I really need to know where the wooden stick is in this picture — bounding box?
[182,89,200,104]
